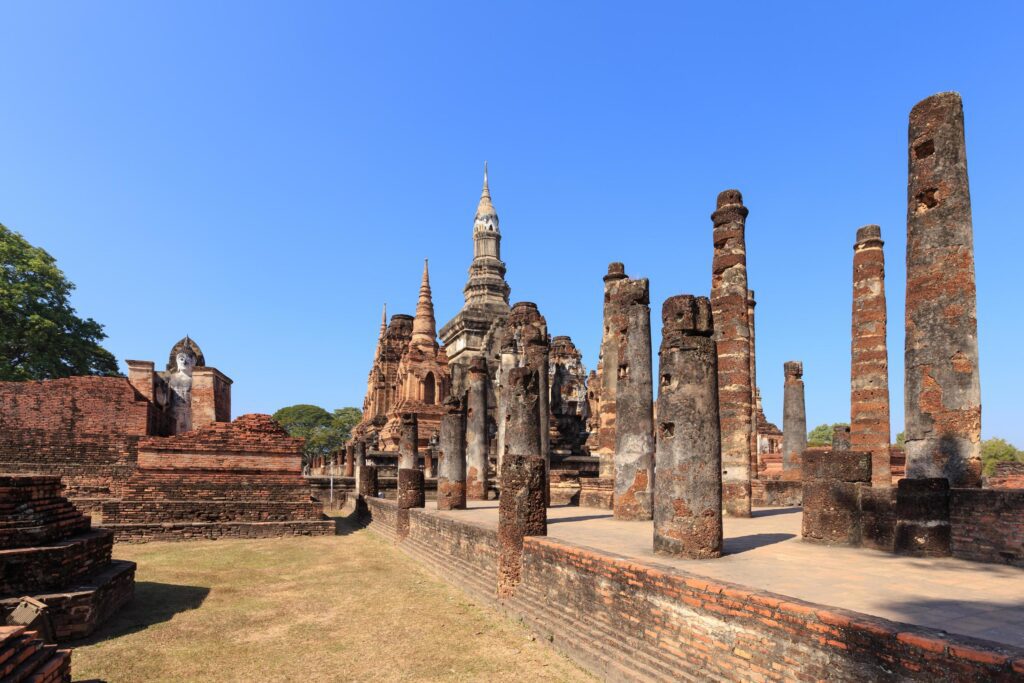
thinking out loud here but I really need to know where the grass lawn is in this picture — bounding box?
[71,514,591,682]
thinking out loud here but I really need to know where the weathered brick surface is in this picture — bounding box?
[0,377,153,504]
[363,498,1024,681]
[950,489,1024,566]
[106,520,335,543]
[859,486,897,552]
[895,478,951,557]
[578,476,613,509]
[801,449,871,546]
[750,479,802,507]
[498,454,546,598]
[987,462,1024,489]
[0,625,72,682]
[0,477,91,549]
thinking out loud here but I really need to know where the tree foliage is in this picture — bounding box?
[980,438,1023,476]
[895,431,906,447]
[807,422,849,447]
[272,404,362,464]
[1,223,119,380]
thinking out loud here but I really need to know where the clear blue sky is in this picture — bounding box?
[1,3,1022,443]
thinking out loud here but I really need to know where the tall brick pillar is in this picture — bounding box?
[782,361,806,475]
[398,413,418,470]
[711,190,753,517]
[497,453,546,598]
[354,439,367,491]
[611,276,655,521]
[747,289,759,476]
[465,358,489,500]
[653,295,722,558]
[905,92,982,487]
[437,396,467,511]
[851,224,892,487]
[597,262,629,477]
[343,442,354,477]
[356,465,378,498]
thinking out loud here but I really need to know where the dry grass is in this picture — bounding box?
[72,514,591,682]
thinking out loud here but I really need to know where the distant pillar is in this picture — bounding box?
[711,190,753,517]
[905,92,982,487]
[465,358,489,500]
[437,397,467,511]
[597,262,629,476]
[653,295,722,559]
[782,362,806,475]
[399,413,418,470]
[611,275,655,521]
[354,440,367,491]
[747,289,759,477]
[424,440,435,479]
[832,426,851,451]
[851,224,892,486]
[343,442,355,477]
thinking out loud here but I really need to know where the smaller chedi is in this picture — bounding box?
[126,336,232,435]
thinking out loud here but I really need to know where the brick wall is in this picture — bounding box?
[951,489,1024,566]
[986,462,1024,489]
[751,479,802,507]
[0,377,154,500]
[362,498,1024,681]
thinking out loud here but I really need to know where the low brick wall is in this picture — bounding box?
[951,489,1024,566]
[106,519,336,543]
[1,529,114,596]
[751,479,802,507]
[362,498,1024,681]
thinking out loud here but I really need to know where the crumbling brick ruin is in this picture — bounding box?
[653,295,722,558]
[548,335,589,458]
[101,414,333,542]
[0,475,135,640]
[0,625,72,682]
[711,190,754,517]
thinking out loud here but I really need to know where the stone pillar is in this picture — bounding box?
[832,426,851,451]
[596,262,629,476]
[397,468,425,509]
[905,92,982,487]
[608,276,654,521]
[782,361,807,475]
[465,358,489,500]
[653,295,722,559]
[398,413,418,470]
[356,465,378,498]
[851,224,892,487]
[354,439,367,491]
[437,397,467,511]
[747,289,759,477]
[505,367,542,460]
[497,453,546,598]
[801,448,871,546]
[424,440,435,479]
[710,190,753,517]
[343,442,355,477]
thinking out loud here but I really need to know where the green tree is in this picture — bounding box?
[1,223,119,380]
[807,423,849,447]
[895,431,906,447]
[980,438,1023,476]
[272,404,362,464]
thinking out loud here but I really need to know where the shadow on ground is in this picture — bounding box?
[72,581,210,645]
[752,506,801,518]
[724,533,796,554]
[549,513,615,524]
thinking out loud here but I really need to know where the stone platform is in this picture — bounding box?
[434,501,1024,650]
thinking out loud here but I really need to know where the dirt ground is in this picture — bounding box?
[71,514,591,682]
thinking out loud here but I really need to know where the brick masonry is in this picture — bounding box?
[0,625,72,682]
[362,497,1024,681]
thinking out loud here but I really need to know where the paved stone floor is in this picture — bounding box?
[432,501,1024,648]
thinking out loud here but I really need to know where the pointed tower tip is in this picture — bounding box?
[481,162,490,199]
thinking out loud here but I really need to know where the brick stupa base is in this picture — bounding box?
[0,625,72,681]
[101,414,334,542]
[0,475,135,641]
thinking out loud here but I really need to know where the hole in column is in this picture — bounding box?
[660,422,675,437]
[916,188,939,210]
[618,364,629,379]
[914,139,935,159]
[661,374,672,388]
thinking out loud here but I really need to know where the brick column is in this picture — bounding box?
[711,190,753,517]
[354,440,367,491]
[505,367,542,460]
[343,442,354,477]
[497,453,546,598]
[465,358,489,500]
[398,413,418,470]
[437,397,467,511]
[653,295,722,558]
[356,465,378,498]
[905,92,982,487]
[851,224,892,487]
[747,289,759,477]
[832,426,851,451]
[782,361,806,475]
[611,276,655,521]
[396,467,424,541]
[597,262,629,476]
[801,448,871,546]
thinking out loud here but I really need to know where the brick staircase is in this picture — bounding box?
[0,626,71,683]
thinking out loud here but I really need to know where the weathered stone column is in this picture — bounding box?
[343,442,355,477]
[505,367,542,460]
[711,190,753,517]
[356,465,378,498]
[653,295,722,558]
[497,453,546,598]
[747,289,759,476]
[397,468,425,509]
[398,413,418,470]
[596,262,629,476]
[782,361,806,475]
[611,276,655,521]
[353,439,367,491]
[801,448,871,546]
[832,426,851,451]
[851,224,892,487]
[465,358,489,500]
[437,396,467,511]
[424,438,435,479]
[905,92,982,487]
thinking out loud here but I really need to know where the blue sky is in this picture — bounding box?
[1,3,1022,443]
